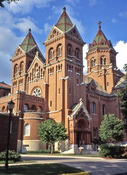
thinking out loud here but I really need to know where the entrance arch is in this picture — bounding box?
[76,117,91,147]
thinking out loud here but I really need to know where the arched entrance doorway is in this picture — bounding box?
[76,118,91,147]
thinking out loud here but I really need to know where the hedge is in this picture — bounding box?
[99,144,127,158]
[0,150,21,162]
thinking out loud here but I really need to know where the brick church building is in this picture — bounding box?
[0,7,126,153]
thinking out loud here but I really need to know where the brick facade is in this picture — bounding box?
[0,114,19,152]
[0,8,126,152]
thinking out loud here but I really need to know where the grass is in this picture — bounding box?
[0,160,34,164]
[0,163,84,175]
[22,150,99,157]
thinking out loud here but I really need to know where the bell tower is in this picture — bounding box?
[11,29,44,94]
[86,22,123,93]
[44,7,85,125]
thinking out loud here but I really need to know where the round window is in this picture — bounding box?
[32,88,41,97]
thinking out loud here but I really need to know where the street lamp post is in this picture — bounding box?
[5,100,15,170]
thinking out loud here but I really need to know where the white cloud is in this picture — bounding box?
[111,18,118,23]
[0,52,12,84]
[0,10,14,28]
[44,23,52,34]
[0,27,23,54]
[14,18,43,34]
[114,41,127,71]
[118,12,127,18]
[65,0,80,6]
[5,0,55,14]
[0,27,23,84]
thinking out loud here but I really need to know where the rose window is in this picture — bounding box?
[32,88,41,97]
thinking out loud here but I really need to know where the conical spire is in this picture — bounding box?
[55,7,73,32]
[89,22,113,50]
[20,29,37,52]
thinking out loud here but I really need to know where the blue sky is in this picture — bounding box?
[0,0,127,84]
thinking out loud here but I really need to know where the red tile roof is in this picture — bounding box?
[0,82,11,89]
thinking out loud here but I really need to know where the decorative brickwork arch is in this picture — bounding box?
[76,114,91,147]
[31,87,42,97]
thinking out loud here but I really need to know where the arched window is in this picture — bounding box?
[102,104,106,115]
[35,63,38,70]
[91,60,94,67]
[31,105,37,111]
[24,123,30,136]
[48,48,54,60]
[37,106,43,112]
[75,48,80,59]
[94,59,96,66]
[56,44,62,57]
[100,57,103,65]
[24,104,29,112]
[104,58,106,65]
[20,61,24,72]
[67,44,72,56]
[92,102,96,114]
[14,64,18,75]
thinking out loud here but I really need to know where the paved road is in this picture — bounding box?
[21,154,127,175]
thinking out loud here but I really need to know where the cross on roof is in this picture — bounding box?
[98,21,102,30]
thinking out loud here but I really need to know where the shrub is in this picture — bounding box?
[0,150,21,162]
[99,144,126,158]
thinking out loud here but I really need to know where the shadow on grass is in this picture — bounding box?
[0,163,84,175]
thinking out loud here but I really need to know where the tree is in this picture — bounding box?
[0,0,19,7]
[38,119,68,154]
[99,114,124,143]
[117,64,127,132]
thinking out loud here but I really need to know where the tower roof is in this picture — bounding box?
[55,7,73,32]
[20,29,37,52]
[89,22,114,51]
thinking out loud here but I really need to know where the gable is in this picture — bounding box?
[44,26,63,44]
[88,80,97,92]
[27,54,45,73]
[13,46,25,58]
[69,98,91,120]
[67,25,84,43]
[27,45,45,63]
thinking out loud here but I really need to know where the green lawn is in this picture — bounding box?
[0,163,84,175]
[23,151,99,157]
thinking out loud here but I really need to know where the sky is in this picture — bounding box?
[0,0,127,84]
